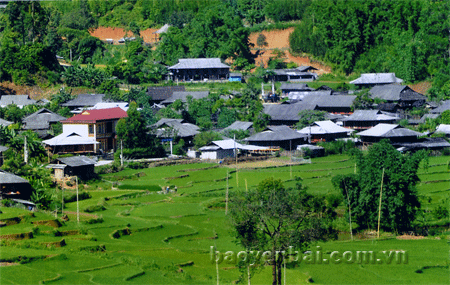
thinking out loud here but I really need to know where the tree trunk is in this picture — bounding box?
[277,255,282,285]
[272,249,277,285]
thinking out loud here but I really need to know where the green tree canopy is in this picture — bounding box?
[332,140,427,232]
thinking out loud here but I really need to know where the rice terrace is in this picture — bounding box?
[0,154,448,285]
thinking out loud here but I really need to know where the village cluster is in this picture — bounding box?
[1,58,450,209]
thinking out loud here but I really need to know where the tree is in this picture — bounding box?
[296,110,326,129]
[332,140,427,232]
[193,131,222,149]
[256,33,268,48]
[229,178,337,285]
[116,102,164,158]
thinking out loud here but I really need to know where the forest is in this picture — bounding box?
[0,0,449,99]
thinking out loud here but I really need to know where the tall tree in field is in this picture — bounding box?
[230,177,338,285]
[332,140,427,232]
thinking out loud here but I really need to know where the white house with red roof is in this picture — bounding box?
[43,107,127,154]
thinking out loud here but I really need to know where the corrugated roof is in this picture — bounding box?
[370,85,407,101]
[350,73,403,85]
[61,94,105,107]
[0,118,13,127]
[0,95,36,107]
[0,145,8,152]
[42,132,100,146]
[280,83,314,91]
[0,170,29,184]
[357,124,422,137]
[246,126,307,142]
[430,100,450,114]
[57,156,96,167]
[199,139,268,151]
[298,120,353,135]
[161,91,209,104]
[61,107,127,124]
[223,121,253,131]
[342,110,398,122]
[147,86,186,101]
[90,102,129,111]
[154,24,171,34]
[154,119,200,138]
[435,124,450,134]
[297,66,318,72]
[168,58,230,70]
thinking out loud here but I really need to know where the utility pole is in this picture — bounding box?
[76,176,79,224]
[24,136,28,164]
[120,140,123,167]
[225,169,229,215]
[234,135,238,188]
[377,168,385,239]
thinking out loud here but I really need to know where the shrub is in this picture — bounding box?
[84,205,106,213]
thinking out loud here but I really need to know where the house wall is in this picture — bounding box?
[62,124,89,137]
[200,149,234,160]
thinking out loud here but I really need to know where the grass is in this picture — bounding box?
[1,154,449,284]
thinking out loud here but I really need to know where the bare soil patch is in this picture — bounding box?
[249,28,331,74]
[89,27,159,44]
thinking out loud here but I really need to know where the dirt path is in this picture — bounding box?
[89,27,159,44]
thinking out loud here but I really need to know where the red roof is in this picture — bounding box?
[61,108,128,124]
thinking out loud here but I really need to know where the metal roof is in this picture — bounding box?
[89,102,129,111]
[154,24,171,34]
[435,124,450,134]
[246,126,307,142]
[168,58,230,70]
[342,110,399,122]
[42,132,100,146]
[0,95,36,107]
[430,100,450,114]
[57,156,96,167]
[199,139,268,151]
[0,145,8,152]
[161,91,209,104]
[298,120,353,135]
[61,94,105,107]
[223,121,253,131]
[350,73,403,85]
[280,83,314,91]
[154,119,200,138]
[0,170,29,184]
[0,117,13,127]
[357,124,422,138]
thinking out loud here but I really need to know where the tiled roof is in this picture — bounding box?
[298,120,353,135]
[246,125,307,142]
[342,110,399,122]
[22,108,67,130]
[0,118,13,127]
[57,156,96,167]
[147,86,185,101]
[61,94,105,107]
[168,58,230,70]
[357,124,422,138]
[61,107,127,124]
[223,121,253,131]
[161,91,209,104]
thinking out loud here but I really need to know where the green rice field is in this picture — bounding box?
[1,155,449,284]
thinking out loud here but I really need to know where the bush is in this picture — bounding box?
[84,205,106,213]
[64,191,91,203]
[317,140,355,156]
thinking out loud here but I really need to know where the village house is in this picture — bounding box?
[297,120,353,143]
[168,58,230,82]
[152,118,200,147]
[356,124,422,144]
[61,93,106,112]
[22,108,67,139]
[42,107,127,154]
[222,121,253,134]
[147,86,186,105]
[0,95,36,108]
[271,66,318,82]
[342,110,399,129]
[350,73,403,88]
[430,100,450,114]
[161,91,209,106]
[245,125,307,150]
[197,139,267,160]
[0,170,33,201]
[369,85,427,109]
[47,156,96,181]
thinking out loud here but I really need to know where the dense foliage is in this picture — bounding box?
[290,0,450,84]
[332,140,427,232]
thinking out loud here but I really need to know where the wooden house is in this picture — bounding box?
[369,85,426,109]
[147,86,186,105]
[168,58,230,82]
[0,95,36,108]
[0,170,33,201]
[47,156,96,181]
[298,120,353,143]
[342,110,399,130]
[22,108,67,139]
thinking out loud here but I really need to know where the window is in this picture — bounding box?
[89,124,94,135]
[98,123,104,134]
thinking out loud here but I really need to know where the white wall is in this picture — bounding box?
[62,124,89,137]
